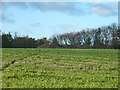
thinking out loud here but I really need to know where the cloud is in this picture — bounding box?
[3,2,85,16]
[93,0,101,4]
[57,24,73,30]
[2,2,27,23]
[118,2,120,25]
[91,2,117,16]
[92,7,114,16]
[0,3,2,23]
[2,2,27,9]
[30,2,85,15]
[2,2,118,17]
[2,14,15,23]
[2,8,15,23]
[2,2,118,23]
[2,2,85,24]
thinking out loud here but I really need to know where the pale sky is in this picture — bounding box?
[1,1,118,39]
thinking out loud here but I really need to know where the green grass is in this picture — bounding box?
[1,48,118,88]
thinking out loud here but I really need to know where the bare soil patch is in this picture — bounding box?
[90,60,118,64]
[47,64,108,71]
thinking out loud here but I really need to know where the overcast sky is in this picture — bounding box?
[1,1,118,39]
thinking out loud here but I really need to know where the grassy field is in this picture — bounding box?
[1,48,118,88]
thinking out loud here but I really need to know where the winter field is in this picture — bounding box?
[1,48,118,88]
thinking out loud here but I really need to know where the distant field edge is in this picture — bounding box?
[1,88,119,90]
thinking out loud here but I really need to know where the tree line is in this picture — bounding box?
[1,23,120,49]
